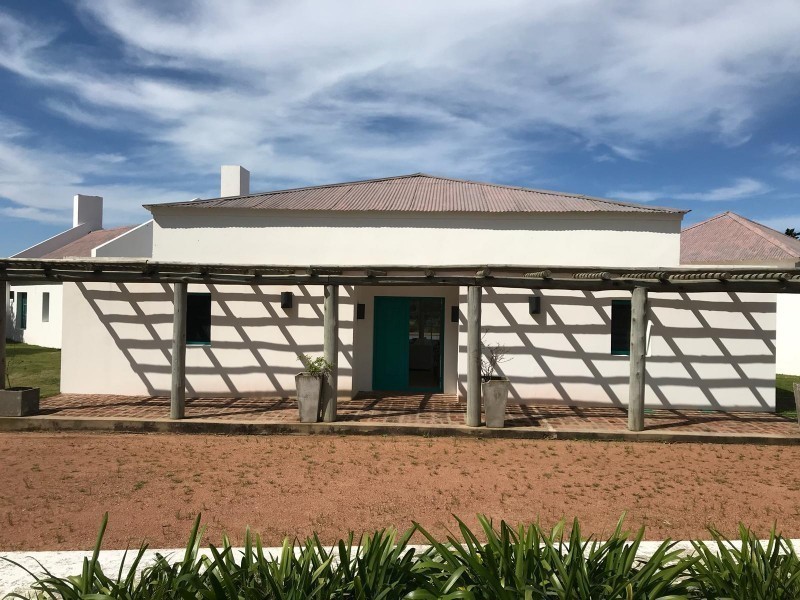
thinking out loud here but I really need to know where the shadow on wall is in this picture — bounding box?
[6,298,21,342]
[75,282,354,397]
[457,288,775,410]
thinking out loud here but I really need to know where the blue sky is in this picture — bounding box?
[1,0,800,256]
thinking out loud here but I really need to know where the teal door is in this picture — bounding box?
[372,296,444,392]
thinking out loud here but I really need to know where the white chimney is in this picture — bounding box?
[220,165,250,197]
[73,194,103,230]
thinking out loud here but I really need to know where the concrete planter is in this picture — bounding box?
[793,383,800,426]
[0,387,40,417]
[482,378,510,428]
[295,373,323,423]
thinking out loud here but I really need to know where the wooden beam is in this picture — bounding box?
[0,282,6,389]
[170,281,188,419]
[322,284,339,422]
[466,285,482,427]
[628,287,648,432]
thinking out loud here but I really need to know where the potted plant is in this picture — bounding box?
[481,339,510,428]
[0,355,40,417]
[295,354,332,423]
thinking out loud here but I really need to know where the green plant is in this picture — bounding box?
[688,525,800,599]
[299,354,333,378]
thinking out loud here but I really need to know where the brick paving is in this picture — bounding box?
[32,393,800,436]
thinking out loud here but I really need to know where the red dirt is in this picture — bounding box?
[1,432,799,550]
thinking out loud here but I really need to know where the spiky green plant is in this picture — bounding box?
[688,524,800,599]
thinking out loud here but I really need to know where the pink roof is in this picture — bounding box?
[40,226,135,259]
[681,211,800,265]
[146,173,685,214]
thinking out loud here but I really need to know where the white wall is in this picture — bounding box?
[93,220,153,258]
[61,281,775,411]
[150,210,682,267]
[7,284,63,349]
[460,288,776,411]
[777,294,800,375]
[351,286,460,395]
[61,282,354,397]
[11,223,91,259]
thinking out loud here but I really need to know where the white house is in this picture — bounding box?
[680,211,800,376]
[6,195,152,348]
[53,167,776,412]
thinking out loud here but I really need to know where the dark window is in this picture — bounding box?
[610,299,631,356]
[42,292,50,323]
[186,293,212,345]
[17,292,28,330]
[8,290,13,302]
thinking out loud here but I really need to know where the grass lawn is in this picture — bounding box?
[4,341,60,398]
[776,373,799,420]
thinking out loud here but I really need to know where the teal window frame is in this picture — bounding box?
[17,291,27,330]
[186,293,212,346]
[610,299,631,356]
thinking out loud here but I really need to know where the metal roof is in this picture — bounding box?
[39,226,135,259]
[681,211,800,265]
[145,173,686,214]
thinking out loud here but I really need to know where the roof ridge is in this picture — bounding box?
[725,211,800,256]
[411,173,685,213]
[161,172,685,214]
[681,211,731,232]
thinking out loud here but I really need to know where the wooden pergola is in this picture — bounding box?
[3,258,799,431]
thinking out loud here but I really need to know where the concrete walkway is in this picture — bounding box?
[0,393,797,444]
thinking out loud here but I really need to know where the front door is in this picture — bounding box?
[372,296,444,392]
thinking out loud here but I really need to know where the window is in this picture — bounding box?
[186,293,212,345]
[42,292,50,323]
[8,290,13,302]
[17,292,27,330]
[610,299,631,356]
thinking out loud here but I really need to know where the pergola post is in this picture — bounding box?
[170,281,188,419]
[628,286,648,432]
[0,282,7,389]
[322,284,339,422]
[466,285,482,427]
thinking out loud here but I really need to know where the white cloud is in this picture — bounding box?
[610,177,771,204]
[0,1,799,222]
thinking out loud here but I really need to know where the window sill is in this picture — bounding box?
[187,342,211,347]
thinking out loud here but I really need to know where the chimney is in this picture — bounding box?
[220,165,250,197]
[73,194,103,230]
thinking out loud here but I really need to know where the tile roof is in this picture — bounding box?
[40,226,135,259]
[681,211,800,265]
[145,173,686,214]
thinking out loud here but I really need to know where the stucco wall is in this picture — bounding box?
[61,281,775,411]
[776,294,800,375]
[61,282,354,397]
[150,210,682,267]
[461,288,776,411]
[7,283,63,349]
[93,220,153,258]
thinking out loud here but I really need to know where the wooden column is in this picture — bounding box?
[322,284,339,422]
[628,286,648,432]
[170,281,188,420]
[466,285,482,427]
[0,282,7,389]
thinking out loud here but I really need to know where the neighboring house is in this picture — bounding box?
[6,194,152,348]
[57,167,777,411]
[681,211,800,376]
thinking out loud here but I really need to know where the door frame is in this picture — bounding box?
[372,295,445,393]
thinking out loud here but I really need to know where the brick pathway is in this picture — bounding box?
[33,393,800,436]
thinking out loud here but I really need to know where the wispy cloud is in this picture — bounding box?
[610,178,771,203]
[0,0,799,226]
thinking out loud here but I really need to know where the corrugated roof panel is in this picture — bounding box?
[146,173,686,215]
[681,212,800,264]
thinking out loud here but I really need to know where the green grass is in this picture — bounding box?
[776,373,799,420]
[4,341,60,398]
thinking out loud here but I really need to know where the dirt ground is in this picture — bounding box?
[1,432,799,550]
